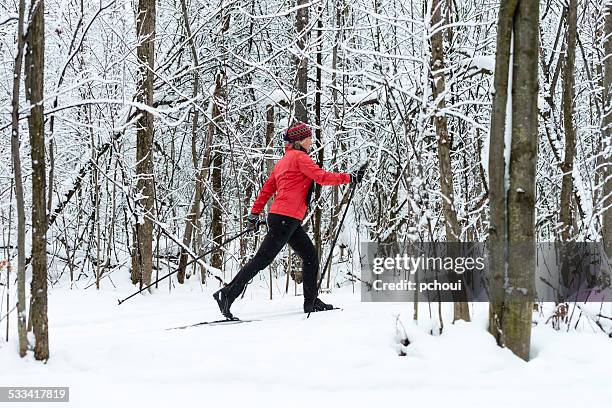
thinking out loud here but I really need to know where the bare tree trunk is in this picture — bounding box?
[505,0,539,361]
[177,76,222,283]
[205,10,231,280]
[314,6,323,268]
[25,0,49,361]
[177,5,230,284]
[558,0,577,242]
[263,105,282,289]
[430,0,469,322]
[295,0,309,123]
[265,104,275,221]
[265,106,275,176]
[488,0,518,347]
[602,3,612,258]
[92,109,101,289]
[179,0,200,168]
[487,0,537,362]
[131,0,156,287]
[11,0,28,358]
[210,150,223,272]
[431,0,459,241]
[430,0,459,243]
[331,0,343,122]
[4,261,9,342]
[177,0,202,283]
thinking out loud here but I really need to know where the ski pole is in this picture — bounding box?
[118,221,265,305]
[307,178,359,318]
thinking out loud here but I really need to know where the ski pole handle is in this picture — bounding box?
[247,218,267,232]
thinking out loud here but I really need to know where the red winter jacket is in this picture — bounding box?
[251,144,350,220]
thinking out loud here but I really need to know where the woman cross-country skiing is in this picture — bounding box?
[213,122,367,319]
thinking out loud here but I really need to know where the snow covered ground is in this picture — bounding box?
[1,274,611,408]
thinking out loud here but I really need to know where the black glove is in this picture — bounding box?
[246,213,260,231]
[350,162,368,185]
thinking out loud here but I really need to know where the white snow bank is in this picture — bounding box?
[0,278,610,408]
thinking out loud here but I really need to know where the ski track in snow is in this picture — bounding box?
[0,279,611,408]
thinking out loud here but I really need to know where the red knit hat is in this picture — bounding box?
[284,122,312,142]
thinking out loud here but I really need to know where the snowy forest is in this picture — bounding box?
[0,0,611,405]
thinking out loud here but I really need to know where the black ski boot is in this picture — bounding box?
[304,298,334,313]
[213,287,236,320]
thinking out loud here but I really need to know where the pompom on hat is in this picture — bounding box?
[283,122,312,143]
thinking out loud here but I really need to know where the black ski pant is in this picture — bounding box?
[225,213,318,303]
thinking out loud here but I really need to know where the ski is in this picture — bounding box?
[167,307,342,330]
[252,307,343,320]
[253,307,343,320]
[166,318,258,330]
[307,307,343,314]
